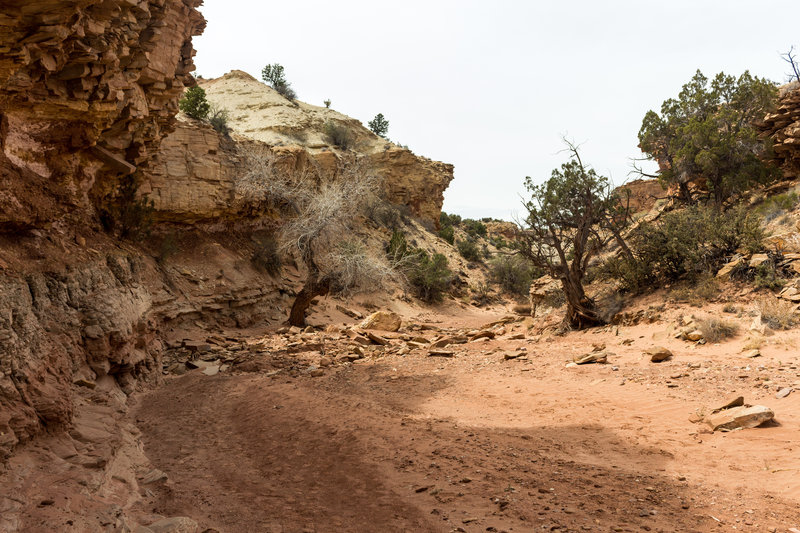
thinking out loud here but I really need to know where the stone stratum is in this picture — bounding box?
[760,81,800,181]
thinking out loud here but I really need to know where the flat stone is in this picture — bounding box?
[365,331,389,346]
[776,387,793,399]
[428,348,455,357]
[73,378,97,389]
[743,349,761,358]
[645,346,672,363]
[712,395,745,413]
[573,351,609,365]
[685,330,704,342]
[147,517,199,533]
[140,469,168,485]
[705,405,774,431]
[748,253,769,268]
[201,365,219,376]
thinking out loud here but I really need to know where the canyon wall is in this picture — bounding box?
[0,0,204,229]
[760,81,800,180]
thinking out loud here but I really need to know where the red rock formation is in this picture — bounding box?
[0,0,205,228]
[759,81,800,180]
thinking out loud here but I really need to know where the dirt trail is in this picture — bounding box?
[133,315,800,532]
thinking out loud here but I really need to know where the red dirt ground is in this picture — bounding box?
[132,305,800,533]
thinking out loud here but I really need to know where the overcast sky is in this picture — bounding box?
[193,1,799,220]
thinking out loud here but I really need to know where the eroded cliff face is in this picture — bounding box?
[760,81,800,180]
[0,0,205,229]
[196,70,454,227]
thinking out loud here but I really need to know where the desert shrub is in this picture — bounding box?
[208,106,231,136]
[490,235,509,249]
[697,317,739,343]
[179,86,210,120]
[109,175,154,241]
[386,229,410,263]
[440,212,462,228]
[668,275,720,305]
[456,238,482,262]
[324,121,355,150]
[324,99,331,108]
[605,205,764,292]
[471,283,492,306]
[328,240,397,296]
[541,288,566,309]
[722,303,738,314]
[757,191,798,222]
[462,218,488,238]
[438,225,455,244]
[756,296,795,330]
[753,263,786,291]
[367,199,407,230]
[261,63,296,100]
[156,233,178,264]
[252,234,282,276]
[489,255,541,297]
[407,250,452,302]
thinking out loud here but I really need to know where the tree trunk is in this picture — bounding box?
[288,276,331,327]
[560,277,603,330]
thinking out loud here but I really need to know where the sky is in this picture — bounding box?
[193,1,799,221]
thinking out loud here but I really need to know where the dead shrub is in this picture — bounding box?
[697,317,739,343]
[756,296,795,330]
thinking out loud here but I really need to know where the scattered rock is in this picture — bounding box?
[147,517,199,533]
[201,365,220,376]
[776,387,793,399]
[73,378,97,389]
[360,311,401,332]
[645,346,672,363]
[365,331,390,346]
[748,253,769,268]
[428,348,455,357]
[705,405,774,431]
[712,395,744,413]
[140,469,168,485]
[685,330,704,342]
[318,357,332,367]
[743,349,761,358]
[573,351,609,365]
[716,256,745,279]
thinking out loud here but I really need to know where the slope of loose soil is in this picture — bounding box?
[133,303,800,533]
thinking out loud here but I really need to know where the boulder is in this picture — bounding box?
[360,311,402,332]
[645,346,673,363]
[705,405,774,431]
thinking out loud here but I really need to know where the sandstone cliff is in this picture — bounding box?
[0,0,204,229]
[194,70,454,226]
[760,81,800,180]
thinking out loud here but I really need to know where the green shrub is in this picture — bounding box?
[179,86,210,120]
[753,263,785,291]
[324,121,355,150]
[386,229,410,263]
[456,238,482,262]
[111,175,154,241]
[156,233,178,264]
[324,99,331,108]
[252,234,282,276]
[471,282,492,305]
[368,113,389,138]
[439,212,461,228]
[438,225,455,244]
[462,218,488,238]
[604,205,764,292]
[407,250,452,302]
[261,63,296,100]
[757,192,799,222]
[489,255,542,297]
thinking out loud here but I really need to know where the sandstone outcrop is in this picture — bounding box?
[760,81,800,181]
[196,71,454,227]
[0,0,205,229]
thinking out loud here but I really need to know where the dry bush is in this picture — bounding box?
[235,145,313,208]
[756,296,795,330]
[697,317,739,343]
[327,240,400,296]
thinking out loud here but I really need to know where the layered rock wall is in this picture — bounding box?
[0,0,204,228]
[760,81,800,180]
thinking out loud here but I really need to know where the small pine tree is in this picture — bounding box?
[368,113,389,138]
[324,99,331,108]
[179,87,210,120]
[261,63,296,101]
